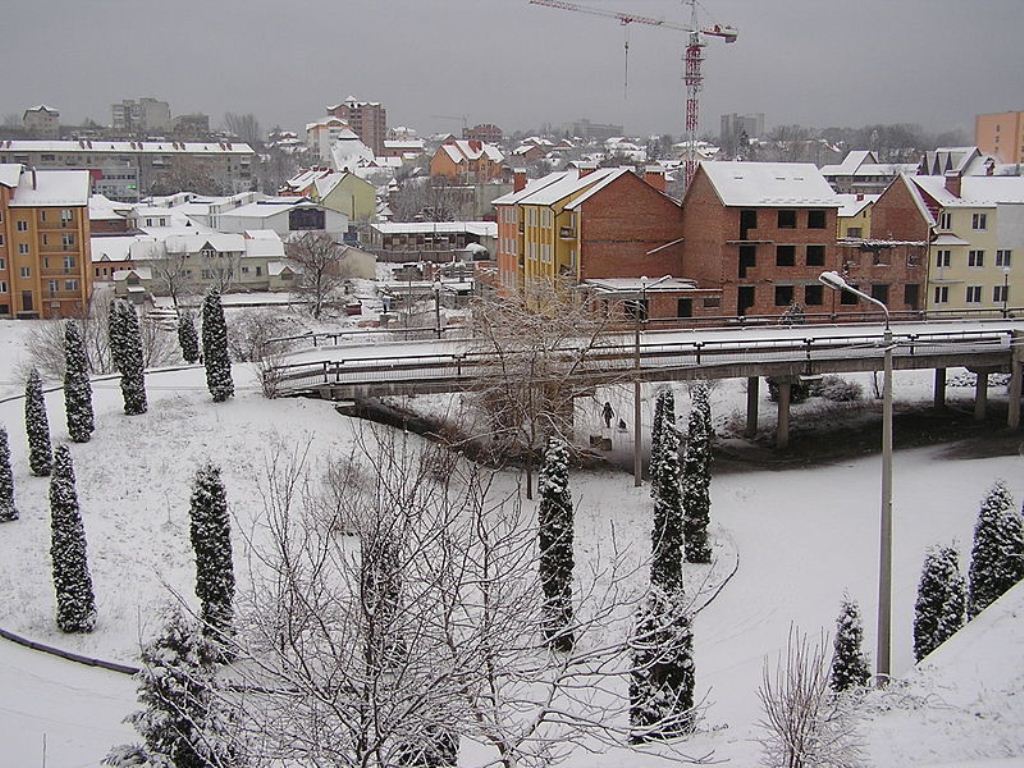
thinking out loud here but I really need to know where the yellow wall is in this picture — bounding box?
[926,205,1009,312]
[838,204,872,239]
[321,174,376,221]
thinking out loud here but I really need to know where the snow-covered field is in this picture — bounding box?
[0,318,1022,767]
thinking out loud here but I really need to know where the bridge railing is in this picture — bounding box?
[268,328,1014,396]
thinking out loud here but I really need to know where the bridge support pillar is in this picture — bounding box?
[974,372,989,421]
[1009,333,1023,430]
[776,381,791,450]
[934,368,946,410]
[745,376,760,438]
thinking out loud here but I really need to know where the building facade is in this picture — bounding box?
[430,139,505,184]
[0,165,93,319]
[0,140,255,201]
[111,98,172,136]
[975,111,1024,165]
[22,106,60,139]
[327,97,387,157]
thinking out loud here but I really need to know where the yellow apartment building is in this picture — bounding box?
[836,193,877,239]
[0,164,93,319]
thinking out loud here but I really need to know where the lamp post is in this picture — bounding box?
[633,275,672,487]
[819,270,893,684]
[432,279,443,339]
[1003,266,1011,318]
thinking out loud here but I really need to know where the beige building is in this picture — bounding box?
[327,96,387,157]
[835,193,877,239]
[22,105,60,139]
[975,111,1024,165]
[112,97,172,136]
[0,164,93,318]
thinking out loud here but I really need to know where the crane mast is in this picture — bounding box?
[529,0,737,189]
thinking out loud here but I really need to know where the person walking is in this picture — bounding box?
[602,401,614,429]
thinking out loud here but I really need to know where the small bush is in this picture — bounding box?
[766,377,810,404]
[812,376,863,403]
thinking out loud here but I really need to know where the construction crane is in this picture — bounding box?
[430,114,469,137]
[529,0,737,189]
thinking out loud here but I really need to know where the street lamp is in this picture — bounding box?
[633,275,673,487]
[818,270,893,685]
[432,279,443,340]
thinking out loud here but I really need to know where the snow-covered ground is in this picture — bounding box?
[0,318,1022,766]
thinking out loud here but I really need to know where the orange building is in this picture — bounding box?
[976,111,1024,164]
[0,164,93,318]
[430,139,505,184]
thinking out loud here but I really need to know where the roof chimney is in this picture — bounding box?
[986,158,996,176]
[856,192,864,201]
[29,167,37,189]
[577,161,597,178]
[513,168,527,193]
[643,166,666,193]
[944,170,962,198]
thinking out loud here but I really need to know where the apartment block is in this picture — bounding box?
[975,111,1024,165]
[0,140,255,201]
[0,165,93,319]
[327,97,387,156]
[112,97,172,136]
[22,105,60,139]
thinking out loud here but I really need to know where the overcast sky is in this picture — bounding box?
[5,0,1022,139]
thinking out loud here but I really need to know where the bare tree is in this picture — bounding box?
[224,429,713,768]
[757,627,863,768]
[223,112,263,148]
[151,250,196,310]
[390,176,461,222]
[286,232,350,319]
[468,277,618,498]
[149,158,227,196]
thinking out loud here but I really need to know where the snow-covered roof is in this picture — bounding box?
[113,266,153,281]
[564,168,635,211]
[90,235,145,263]
[584,277,697,293]
[835,193,879,218]
[165,233,245,254]
[0,163,21,188]
[492,172,569,206]
[699,161,840,207]
[24,104,59,114]
[371,221,497,238]
[515,167,621,207]
[931,233,971,246]
[911,174,1024,208]
[268,260,301,276]
[244,236,286,259]
[244,229,280,240]
[820,150,878,176]
[89,193,131,220]
[0,139,254,155]
[439,140,504,165]
[6,168,91,207]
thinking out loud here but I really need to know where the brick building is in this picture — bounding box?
[327,97,387,157]
[430,139,505,184]
[0,164,93,318]
[465,123,503,144]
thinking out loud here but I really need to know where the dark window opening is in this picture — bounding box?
[739,244,756,278]
[807,209,827,229]
[289,208,326,231]
[840,286,859,305]
[677,298,693,318]
[703,296,721,309]
[806,245,825,267]
[804,284,824,306]
[739,209,757,240]
[871,284,890,304]
[776,245,796,267]
[778,209,797,229]
[775,285,795,306]
[904,284,920,310]
[737,286,756,316]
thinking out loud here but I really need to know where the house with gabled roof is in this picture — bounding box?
[430,139,505,184]
[280,167,376,221]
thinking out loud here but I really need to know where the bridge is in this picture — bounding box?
[265,318,1024,449]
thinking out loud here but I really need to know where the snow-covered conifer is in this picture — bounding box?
[914,546,966,661]
[682,383,712,564]
[25,368,52,477]
[202,290,234,402]
[189,463,235,647]
[110,299,147,415]
[830,595,870,691]
[104,608,235,768]
[0,427,17,522]
[629,587,695,741]
[649,388,683,593]
[538,436,574,651]
[968,480,1024,618]
[63,321,95,442]
[178,310,201,364]
[49,445,96,632]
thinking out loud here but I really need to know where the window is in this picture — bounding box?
[0,258,4,270]
[871,284,890,304]
[64,280,78,291]
[241,266,250,274]
[905,284,920,310]
[677,298,693,318]
[0,282,6,293]
[18,244,29,255]
[847,227,863,238]
[739,209,757,239]
[807,209,827,229]
[994,285,1010,304]
[965,285,982,303]
[0,234,4,246]
[806,245,825,267]
[202,269,212,279]
[840,285,859,305]
[776,245,796,267]
[738,244,756,278]
[804,284,823,306]
[968,250,985,267]
[48,280,58,294]
[39,210,47,222]
[63,255,75,269]
[939,212,952,229]
[16,220,28,232]
[255,266,262,276]
[702,296,721,309]
[777,209,797,229]
[996,249,1012,267]
[934,286,949,304]
[972,213,988,230]
[774,285,795,306]
[62,233,75,250]
[936,249,951,268]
